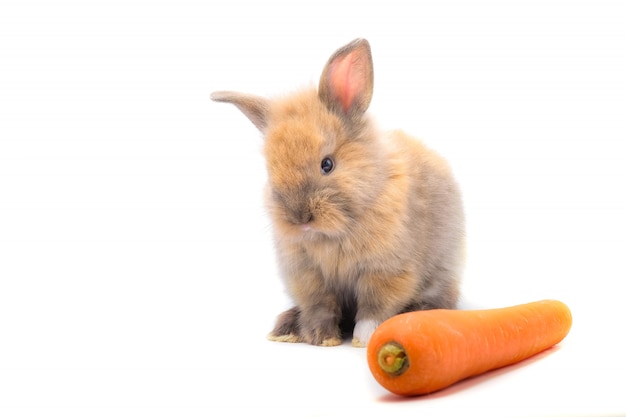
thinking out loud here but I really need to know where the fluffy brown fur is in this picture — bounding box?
[211,39,464,347]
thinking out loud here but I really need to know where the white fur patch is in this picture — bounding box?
[352,319,379,347]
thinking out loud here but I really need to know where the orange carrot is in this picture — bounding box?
[367,299,572,396]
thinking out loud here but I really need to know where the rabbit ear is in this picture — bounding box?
[318,39,374,120]
[211,91,270,133]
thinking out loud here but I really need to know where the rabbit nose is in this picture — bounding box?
[272,184,315,226]
[291,208,313,225]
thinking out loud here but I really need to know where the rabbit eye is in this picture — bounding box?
[321,157,335,175]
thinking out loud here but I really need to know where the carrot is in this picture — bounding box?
[367,299,572,396]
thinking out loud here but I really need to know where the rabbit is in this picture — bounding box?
[211,38,464,347]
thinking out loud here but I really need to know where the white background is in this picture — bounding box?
[1,0,625,416]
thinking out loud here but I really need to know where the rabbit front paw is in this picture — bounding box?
[351,319,379,347]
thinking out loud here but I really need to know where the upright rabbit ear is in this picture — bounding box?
[211,91,270,133]
[318,39,374,120]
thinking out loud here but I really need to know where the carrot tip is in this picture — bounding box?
[377,342,409,376]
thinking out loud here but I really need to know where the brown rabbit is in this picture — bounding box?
[211,39,464,347]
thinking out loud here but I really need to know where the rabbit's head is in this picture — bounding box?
[212,39,390,241]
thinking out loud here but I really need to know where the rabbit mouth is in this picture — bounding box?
[285,214,347,240]
[269,192,352,239]
[276,219,318,240]
[290,217,316,235]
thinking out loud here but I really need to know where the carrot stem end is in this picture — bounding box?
[377,342,408,376]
